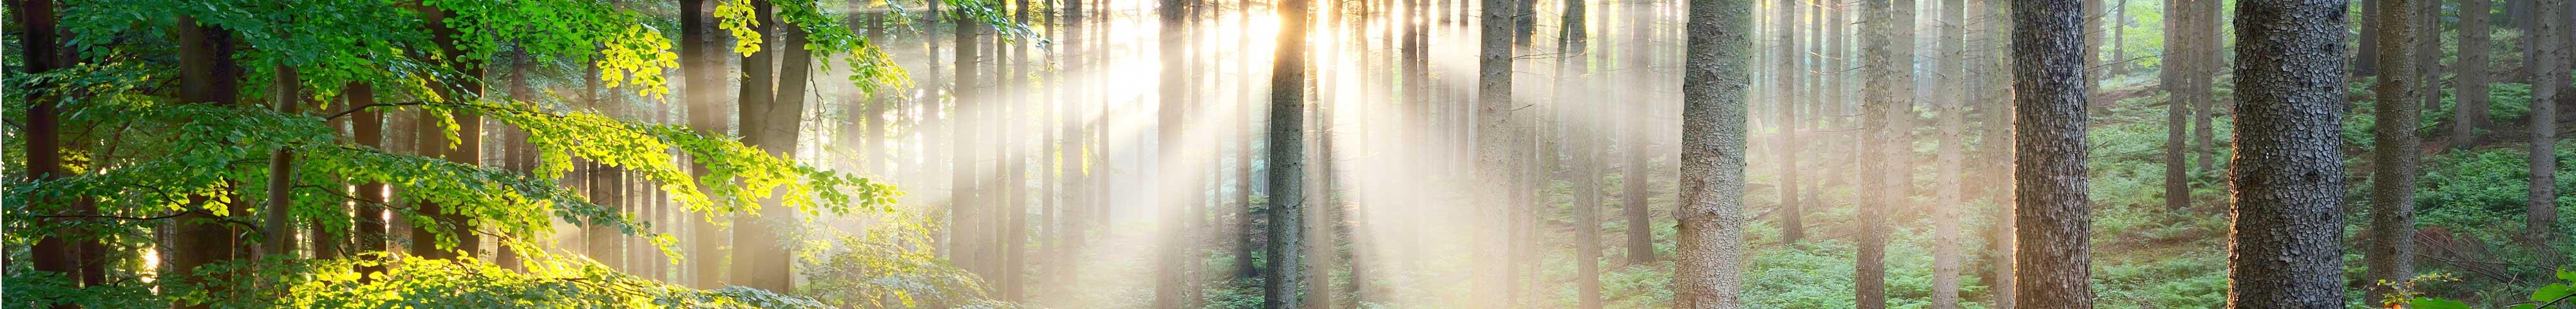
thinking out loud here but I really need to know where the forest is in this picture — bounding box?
[1,0,2572,307]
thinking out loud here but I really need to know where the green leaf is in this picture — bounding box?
[2409,298,2470,309]
[2535,283,2573,303]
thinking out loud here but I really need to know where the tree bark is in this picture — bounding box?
[1777,0,1808,245]
[1858,0,1910,304]
[1477,0,1518,303]
[1151,0,1186,304]
[1933,0,1969,304]
[1560,0,1604,305]
[2226,0,2351,305]
[2009,0,2098,307]
[1623,0,1660,267]
[1674,0,1752,306]
[2363,0,2423,301]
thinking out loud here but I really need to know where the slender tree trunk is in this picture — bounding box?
[585,61,626,270]
[1975,0,2017,306]
[1622,0,1660,267]
[2009,0,2098,307]
[2454,0,2494,149]
[1477,0,1520,304]
[1932,0,1968,304]
[350,82,388,278]
[1777,0,1807,245]
[1858,0,1909,303]
[678,0,726,288]
[1264,0,1313,307]
[264,63,301,258]
[2363,0,2423,301]
[409,3,483,261]
[1153,0,1188,304]
[2162,0,2195,212]
[2227,0,2351,305]
[1561,0,1604,305]
[2524,0,2566,265]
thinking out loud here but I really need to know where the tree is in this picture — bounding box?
[2524,0,2566,263]
[1264,0,1314,307]
[2227,0,2351,305]
[1933,0,1969,303]
[13,1,82,303]
[2363,0,2423,301]
[1623,0,1660,267]
[1560,0,1605,304]
[2009,0,2098,307]
[1475,0,1518,302]
[1857,0,1911,304]
[2452,0,2494,149]
[1776,0,1808,245]
[2160,0,2194,212]
[1152,0,1187,304]
[1673,0,1752,305]
[679,0,728,288]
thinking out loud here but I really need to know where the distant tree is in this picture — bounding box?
[1777,0,1808,245]
[2452,0,2494,149]
[2363,0,2423,301]
[1622,0,1660,267]
[1933,0,1970,304]
[2227,0,2351,305]
[1857,0,1912,304]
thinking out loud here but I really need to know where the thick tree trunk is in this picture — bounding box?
[14,1,87,303]
[2454,0,2493,149]
[2009,0,2098,307]
[2363,0,2423,301]
[730,0,804,291]
[2227,0,2351,305]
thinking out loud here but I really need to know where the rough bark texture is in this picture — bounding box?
[2226,0,2351,305]
[2363,0,2421,301]
[1264,0,1311,307]
[1669,0,1752,306]
[2010,0,2098,307]
[1674,0,1751,306]
[2454,0,2494,149]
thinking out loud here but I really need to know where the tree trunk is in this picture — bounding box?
[1152,0,1186,304]
[1674,0,1752,306]
[678,0,726,288]
[2454,0,2493,149]
[2524,0,2565,265]
[172,17,243,309]
[730,0,803,291]
[1477,0,1520,303]
[1623,0,1660,267]
[2161,0,2195,212]
[2009,0,2098,307]
[1933,0,1968,304]
[1561,0,1604,305]
[1264,0,1312,307]
[2227,0,2351,305]
[263,63,302,258]
[408,3,483,261]
[1858,0,1910,303]
[2363,0,2423,301]
[14,0,85,302]
[350,82,389,278]
[1777,0,1807,245]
